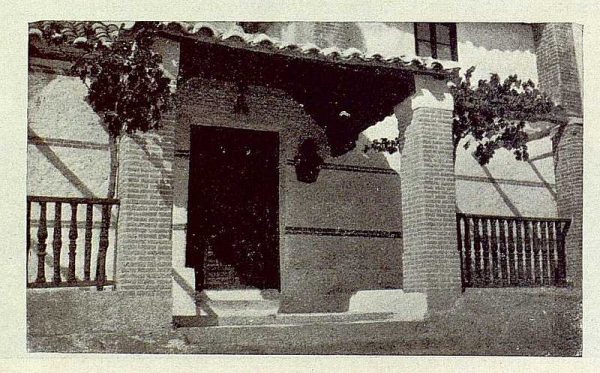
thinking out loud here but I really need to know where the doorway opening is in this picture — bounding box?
[186,126,280,291]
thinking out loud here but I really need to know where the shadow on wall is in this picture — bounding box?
[477,158,523,217]
[453,143,559,218]
[459,23,536,53]
[528,159,557,201]
[131,134,173,204]
[281,132,404,313]
[28,128,97,198]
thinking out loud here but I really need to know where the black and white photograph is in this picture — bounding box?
[2,1,598,368]
[23,18,584,356]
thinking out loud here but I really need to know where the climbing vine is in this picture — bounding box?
[68,23,173,197]
[71,24,172,138]
[365,67,567,165]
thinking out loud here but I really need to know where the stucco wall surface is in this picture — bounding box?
[28,71,111,197]
[27,70,118,286]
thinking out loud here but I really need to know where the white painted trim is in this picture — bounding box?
[411,89,454,111]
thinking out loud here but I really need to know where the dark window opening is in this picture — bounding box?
[414,23,458,61]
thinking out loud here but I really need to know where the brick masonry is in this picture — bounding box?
[534,23,583,287]
[115,114,175,300]
[533,23,582,116]
[554,119,583,286]
[397,76,462,309]
[311,22,366,51]
[174,77,404,312]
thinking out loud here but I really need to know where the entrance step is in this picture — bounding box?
[273,311,395,325]
[179,319,426,353]
[198,289,280,326]
[348,289,427,321]
[203,289,279,301]
[175,289,426,327]
[195,308,395,327]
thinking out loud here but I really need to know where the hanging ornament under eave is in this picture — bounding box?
[233,81,249,114]
[293,138,323,183]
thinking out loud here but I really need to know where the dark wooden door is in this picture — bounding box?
[186,126,280,290]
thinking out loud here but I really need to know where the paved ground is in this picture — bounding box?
[28,288,581,356]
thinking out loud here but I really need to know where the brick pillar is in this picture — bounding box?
[533,23,582,115]
[115,113,175,321]
[396,75,461,311]
[534,23,583,287]
[312,22,342,48]
[554,118,583,287]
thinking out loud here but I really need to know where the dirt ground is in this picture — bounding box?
[28,288,581,356]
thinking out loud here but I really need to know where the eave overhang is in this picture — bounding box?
[167,29,455,156]
[28,21,460,156]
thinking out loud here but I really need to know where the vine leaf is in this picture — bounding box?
[366,67,566,165]
[70,25,173,139]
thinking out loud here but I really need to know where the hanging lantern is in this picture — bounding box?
[293,139,323,183]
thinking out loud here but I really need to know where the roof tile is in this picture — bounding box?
[29,21,459,76]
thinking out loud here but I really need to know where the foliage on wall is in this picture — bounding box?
[365,67,567,165]
[68,23,173,197]
[71,24,172,138]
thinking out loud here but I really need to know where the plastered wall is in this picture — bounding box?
[27,68,117,285]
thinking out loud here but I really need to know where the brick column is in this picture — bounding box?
[396,75,462,311]
[533,23,582,115]
[554,118,583,287]
[534,23,583,287]
[115,113,175,318]
[311,22,364,51]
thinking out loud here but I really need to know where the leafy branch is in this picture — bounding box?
[68,23,173,198]
[71,24,172,138]
[365,67,567,165]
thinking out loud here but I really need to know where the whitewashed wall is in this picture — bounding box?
[273,21,554,219]
[27,67,117,285]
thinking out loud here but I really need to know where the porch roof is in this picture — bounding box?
[28,21,459,77]
[161,22,458,156]
[29,21,459,156]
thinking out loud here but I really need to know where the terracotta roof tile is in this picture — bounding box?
[29,21,133,49]
[29,21,459,76]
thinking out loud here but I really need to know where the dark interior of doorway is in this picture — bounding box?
[186,126,280,291]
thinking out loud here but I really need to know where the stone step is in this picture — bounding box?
[188,307,395,327]
[185,288,426,327]
[202,289,279,301]
[273,311,395,325]
[205,299,280,311]
[179,318,426,353]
